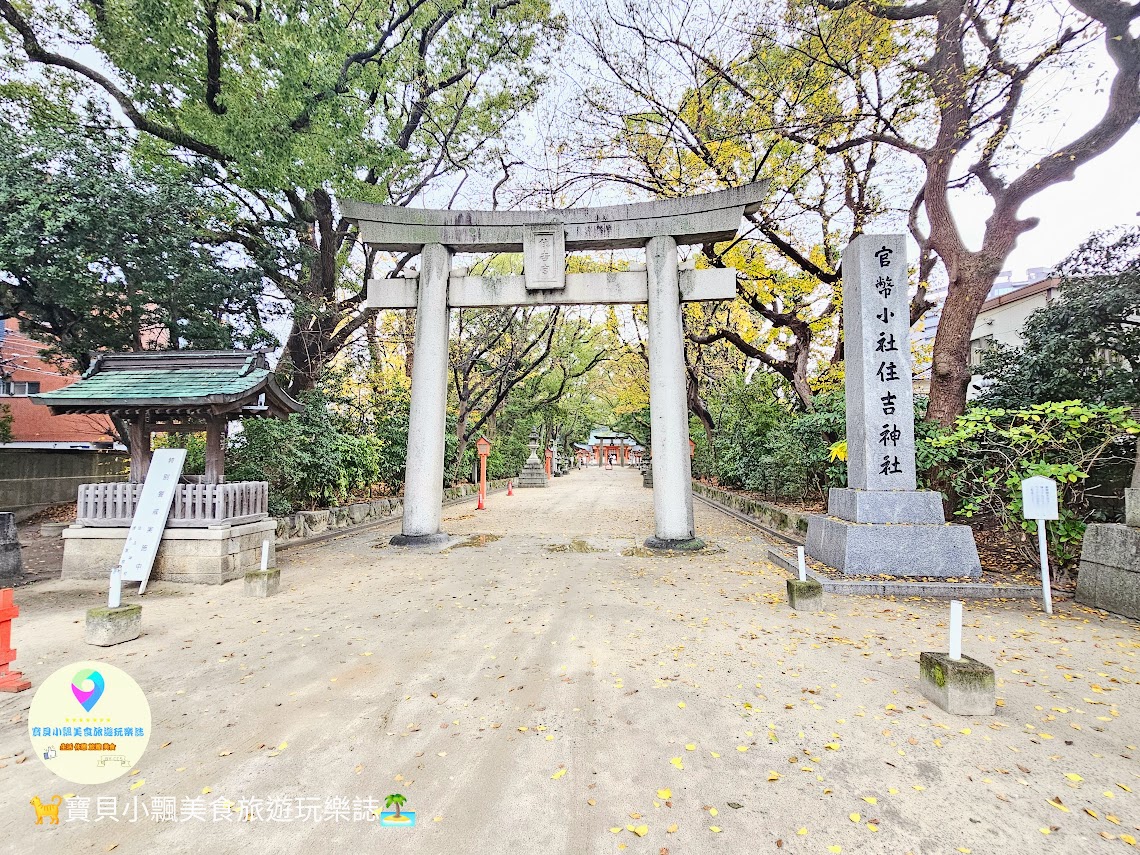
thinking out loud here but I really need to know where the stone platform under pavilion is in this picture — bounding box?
[32,351,302,584]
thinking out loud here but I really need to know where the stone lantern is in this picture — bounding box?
[519,429,547,488]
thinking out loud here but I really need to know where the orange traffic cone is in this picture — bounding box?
[507,480,513,496]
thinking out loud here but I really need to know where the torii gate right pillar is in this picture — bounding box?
[645,235,700,550]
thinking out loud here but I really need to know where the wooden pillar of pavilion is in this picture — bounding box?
[204,417,227,484]
[127,415,153,483]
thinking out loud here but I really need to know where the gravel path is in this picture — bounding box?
[2,466,1138,854]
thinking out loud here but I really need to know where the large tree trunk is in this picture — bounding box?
[925,251,1005,426]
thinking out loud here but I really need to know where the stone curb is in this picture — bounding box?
[766,544,1042,600]
[276,480,512,553]
[690,481,810,538]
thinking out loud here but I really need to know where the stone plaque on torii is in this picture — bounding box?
[341,183,768,549]
[805,235,981,578]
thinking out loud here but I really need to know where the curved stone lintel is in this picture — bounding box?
[342,181,769,252]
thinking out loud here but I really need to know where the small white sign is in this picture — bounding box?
[1021,476,1059,521]
[119,449,187,593]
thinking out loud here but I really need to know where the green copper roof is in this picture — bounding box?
[32,351,302,417]
[39,367,270,401]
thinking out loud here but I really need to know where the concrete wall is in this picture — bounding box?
[0,448,128,519]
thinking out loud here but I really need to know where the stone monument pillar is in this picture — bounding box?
[645,235,701,550]
[392,243,452,546]
[518,429,549,488]
[1075,488,1140,620]
[0,513,22,580]
[805,235,981,577]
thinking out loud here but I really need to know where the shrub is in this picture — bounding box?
[226,392,383,515]
[926,401,1139,573]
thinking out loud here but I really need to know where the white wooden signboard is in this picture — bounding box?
[119,449,186,594]
[1021,475,1058,614]
[1021,476,1059,521]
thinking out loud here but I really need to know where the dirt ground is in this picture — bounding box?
[2,466,1137,854]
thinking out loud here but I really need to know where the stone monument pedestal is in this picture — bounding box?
[1075,488,1140,620]
[807,488,981,578]
[62,520,276,585]
[518,458,548,488]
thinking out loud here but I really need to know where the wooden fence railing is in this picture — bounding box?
[76,482,269,528]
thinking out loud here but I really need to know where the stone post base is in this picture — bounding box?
[86,605,141,646]
[63,520,276,585]
[245,569,281,598]
[1075,522,1140,620]
[806,488,981,578]
[919,651,995,715]
[786,578,823,610]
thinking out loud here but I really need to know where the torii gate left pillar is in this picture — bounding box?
[343,181,767,550]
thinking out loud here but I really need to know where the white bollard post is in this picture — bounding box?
[260,539,270,573]
[797,546,807,582]
[1036,522,1053,615]
[948,600,963,661]
[108,565,122,609]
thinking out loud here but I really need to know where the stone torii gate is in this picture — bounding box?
[342,182,767,549]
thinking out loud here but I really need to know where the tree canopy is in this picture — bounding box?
[0,118,276,370]
[977,228,1140,409]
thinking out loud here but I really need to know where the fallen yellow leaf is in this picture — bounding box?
[767,771,780,782]
[129,779,145,791]
[863,797,877,805]
[551,768,566,780]
[710,826,721,833]
[828,846,842,854]
[670,757,684,770]
[797,827,808,835]
[657,789,671,800]
[1065,773,1083,783]
[667,824,678,833]
[631,825,648,837]
[849,813,860,823]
